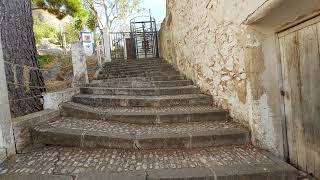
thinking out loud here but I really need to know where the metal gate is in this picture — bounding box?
[130,16,159,59]
[109,15,159,60]
[110,32,130,60]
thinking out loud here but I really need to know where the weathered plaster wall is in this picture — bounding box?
[0,26,16,162]
[160,0,286,156]
[43,88,80,110]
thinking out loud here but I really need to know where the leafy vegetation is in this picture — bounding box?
[37,54,54,68]
[63,23,81,44]
[37,54,72,69]
[32,0,87,20]
[33,18,59,44]
[32,0,96,35]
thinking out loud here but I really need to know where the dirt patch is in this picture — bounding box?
[40,54,98,92]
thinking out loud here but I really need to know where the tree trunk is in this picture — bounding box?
[0,0,46,118]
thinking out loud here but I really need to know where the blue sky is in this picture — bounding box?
[141,0,166,22]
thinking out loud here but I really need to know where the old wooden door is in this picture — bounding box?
[278,16,320,178]
[126,38,136,59]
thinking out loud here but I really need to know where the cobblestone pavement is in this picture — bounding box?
[64,102,221,114]
[0,145,273,176]
[37,118,244,137]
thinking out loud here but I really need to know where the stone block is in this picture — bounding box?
[146,167,215,180]
[12,109,60,153]
[0,174,72,180]
[76,170,146,180]
[71,43,88,87]
[43,88,80,110]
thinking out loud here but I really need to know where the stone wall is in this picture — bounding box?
[12,110,60,153]
[160,0,286,156]
[43,88,80,110]
[161,0,320,157]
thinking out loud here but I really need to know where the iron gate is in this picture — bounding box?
[110,32,130,59]
[130,16,159,59]
[110,15,159,60]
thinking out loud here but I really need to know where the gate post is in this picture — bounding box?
[103,28,112,63]
[71,43,89,87]
[0,31,16,162]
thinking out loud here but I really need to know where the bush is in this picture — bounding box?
[33,18,59,44]
[37,54,54,68]
[37,54,72,69]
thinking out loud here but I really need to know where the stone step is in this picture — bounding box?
[105,58,162,63]
[97,71,181,79]
[60,102,228,124]
[99,69,178,76]
[72,94,212,107]
[94,75,187,82]
[32,118,249,150]
[80,86,200,96]
[103,64,170,69]
[103,64,170,70]
[89,80,193,88]
[101,64,174,73]
[104,58,165,66]
[103,62,169,69]
[0,145,297,179]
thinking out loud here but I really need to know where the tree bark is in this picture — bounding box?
[0,0,46,118]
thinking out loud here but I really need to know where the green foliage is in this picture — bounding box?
[37,54,72,69]
[32,0,86,20]
[32,0,92,31]
[63,23,81,44]
[86,12,98,31]
[37,54,54,68]
[33,18,59,44]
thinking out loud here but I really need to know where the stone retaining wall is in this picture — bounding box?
[43,88,80,110]
[12,110,60,153]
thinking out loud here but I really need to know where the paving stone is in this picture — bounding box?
[76,170,146,180]
[61,102,228,124]
[0,174,73,180]
[95,75,186,82]
[98,71,181,79]
[32,118,249,149]
[101,64,174,72]
[100,69,178,76]
[80,86,200,96]
[146,167,215,180]
[72,94,212,107]
[0,145,296,179]
[89,80,194,88]
[212,164,297,180]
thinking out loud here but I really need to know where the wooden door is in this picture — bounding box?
[278,16,320,178]
[126,38,136,59]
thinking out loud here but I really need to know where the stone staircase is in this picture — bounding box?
[0,58,297,179]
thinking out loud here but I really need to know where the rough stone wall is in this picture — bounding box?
[12,110,59,153]
[160,0,286,156]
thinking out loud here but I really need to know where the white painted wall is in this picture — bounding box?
[0,31,16,162]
